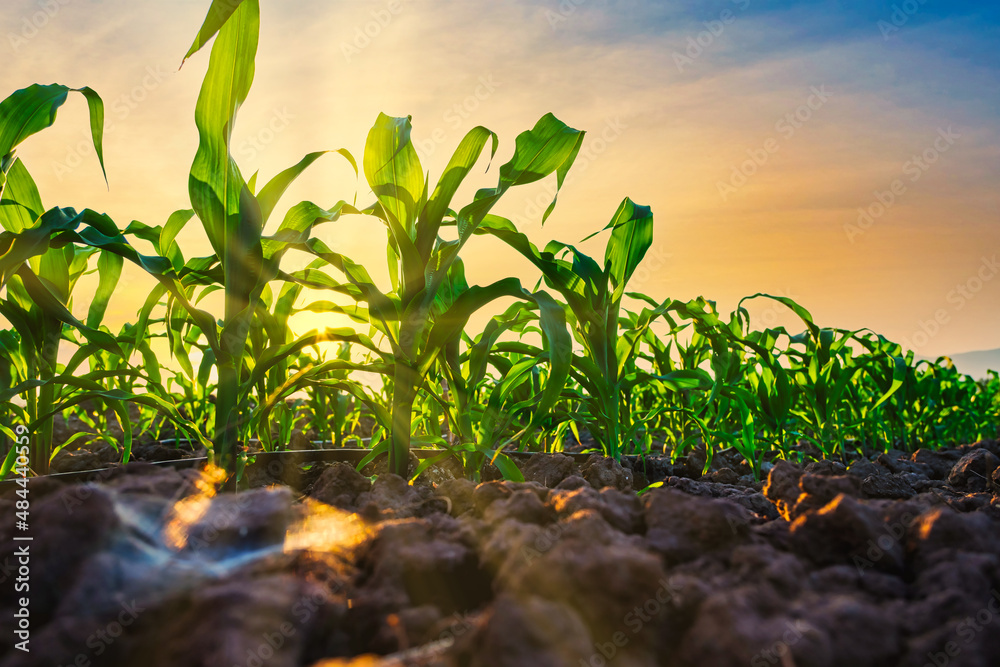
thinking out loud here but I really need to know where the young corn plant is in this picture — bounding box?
[304,111,584,477]
[0,85,225,473]
[182,0,266,474]
[0,86,128,473]
[296,342,360,447]
[633,305,716,456]
[422,270,570,479]
[167,0,370,477]
[479,199,721,460]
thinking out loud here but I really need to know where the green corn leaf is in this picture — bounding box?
[0,297,36,363]
[245,327,388,390]
[132,283,167,347]
[0,444,22,481]
[61,341,102,379]
[86,251,123,328]
[419,277,571,435]
[257,150,357,225]
[425,114,584,299]
[160,209,196,264]
[0,208,74,288]
[38,242,76,302]
[15,264,122,356]
[462,112,584,230]
[738,293,820,340]
[357,438,390,472]
[476,214,591,315]
[198,348,216,389]
[294,300,372,326]
[170,319,195,379]
[870,353,907,411]
[417,126,498,258]
[432,258,470,317]
[32,384,211,453]
[491,452,525,482]
[273,275,304,327]
[526,290,573,429]
[629,368,714,392]
[265,201,358,255]
[500,112,584,225]
[604,198,654,301]
[364,113,425,293]
[121,220,163,248]
[466,303,536,389]
[364,113,424,233]
[419,277,529,374]
[24,210,223,362]
[300,237,398,323]
[0,158,43,233]
[182,0,249,63]
[46,209,173,275]
[0,378,45,405]
[409,451,458,484]
[188,0,261,331]
[0,329,26,382]
[543,240,603,299]
[0,84,106,185]
[132,334,163,388]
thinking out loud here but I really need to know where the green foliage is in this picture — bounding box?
[0,1,996,482]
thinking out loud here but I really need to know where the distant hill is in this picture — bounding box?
[917,348,1000,380]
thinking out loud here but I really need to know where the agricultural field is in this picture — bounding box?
[1,1,999,666]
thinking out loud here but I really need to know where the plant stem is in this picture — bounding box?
[214,363,240,474]
[389,362,419,477]
[34,321,61,475]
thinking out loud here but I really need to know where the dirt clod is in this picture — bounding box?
[8,443,1000,667]
[948,448,1000,493]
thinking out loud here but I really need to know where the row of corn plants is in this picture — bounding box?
[1,0,997,482]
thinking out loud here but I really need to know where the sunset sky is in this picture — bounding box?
[3,0,999,364]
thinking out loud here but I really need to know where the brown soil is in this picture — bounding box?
[3,441,1000,666]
